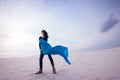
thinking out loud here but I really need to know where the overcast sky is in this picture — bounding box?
[0,0,120,56]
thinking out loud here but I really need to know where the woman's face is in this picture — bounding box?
[42,32,45,38]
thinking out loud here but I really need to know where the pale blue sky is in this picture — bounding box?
[0,0,120,56]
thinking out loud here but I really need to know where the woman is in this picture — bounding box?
[36,30,56,74]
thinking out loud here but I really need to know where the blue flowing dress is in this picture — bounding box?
[40,39,71,65]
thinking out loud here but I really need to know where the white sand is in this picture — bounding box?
[0,48,120,80]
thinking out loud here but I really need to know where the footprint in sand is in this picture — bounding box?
[29,73,56,80]
[43,74,56,80]
[81,76,86,79]
[105,77,119,80]
[40,73,56,80]
[95,77,102,80]
[10,71,14,74]
[58,68,69,73]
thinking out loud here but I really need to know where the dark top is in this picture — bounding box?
[39,36,48,41]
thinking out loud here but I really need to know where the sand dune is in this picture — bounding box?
[0,48,120,80]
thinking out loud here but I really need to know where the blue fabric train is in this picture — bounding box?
[40,39,71,65]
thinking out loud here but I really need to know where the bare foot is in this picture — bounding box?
[53,68,56,74]
[35,70,43,74]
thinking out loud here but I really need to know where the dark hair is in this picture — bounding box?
[41,30,48,40]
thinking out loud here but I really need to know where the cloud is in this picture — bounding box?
[101,14,119,32]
